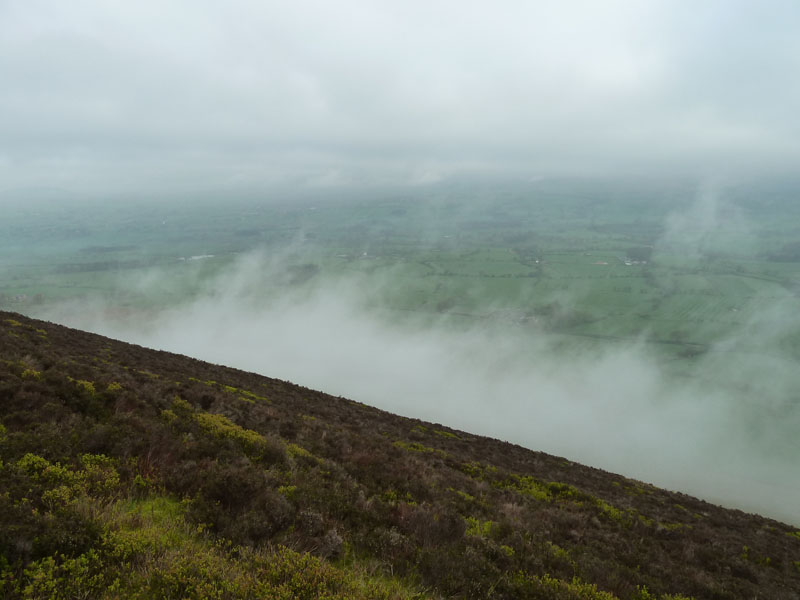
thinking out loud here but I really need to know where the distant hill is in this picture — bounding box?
[1,311,798,599]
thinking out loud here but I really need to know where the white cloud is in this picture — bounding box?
[41,248,800,525]
[2,1,800,196]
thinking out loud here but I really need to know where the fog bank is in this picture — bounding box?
[41,251,800,525]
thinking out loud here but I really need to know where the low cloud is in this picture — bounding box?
[41,247,800,525]
[3,2,800,196]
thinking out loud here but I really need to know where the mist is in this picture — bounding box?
[5,0,800,527]
[3,1,800,197]
[40,242,800,526]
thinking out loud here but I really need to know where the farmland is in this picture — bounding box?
[3,178,800,367]
[4,177,800,521]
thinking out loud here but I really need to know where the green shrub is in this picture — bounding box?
[514,573,619,599]
[1,550,104,599]
[195,412,264,446]
[74,380,96,395]
[465,516,495,538]
[20,369,41,380]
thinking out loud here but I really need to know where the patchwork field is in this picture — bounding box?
[4,179,800,365]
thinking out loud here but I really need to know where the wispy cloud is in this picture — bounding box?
[41,243,800,525]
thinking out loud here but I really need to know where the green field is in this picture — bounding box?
[3,179,800,370]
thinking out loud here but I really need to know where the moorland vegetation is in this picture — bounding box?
[1,312,799,599]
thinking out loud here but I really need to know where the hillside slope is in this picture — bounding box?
[0,310,798,599]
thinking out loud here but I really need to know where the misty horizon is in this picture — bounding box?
[3,1,800,197]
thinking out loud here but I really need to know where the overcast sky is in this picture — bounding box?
[2,0,799,196]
